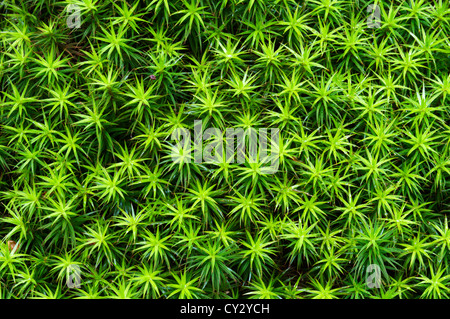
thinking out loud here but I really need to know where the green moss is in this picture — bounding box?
[0,0,450,299]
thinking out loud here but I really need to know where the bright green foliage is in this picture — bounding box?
[0,0,450,299]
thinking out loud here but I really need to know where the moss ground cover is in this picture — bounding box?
[1,0,450,299]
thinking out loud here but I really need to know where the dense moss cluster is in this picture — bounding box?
[1,0,450,298]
